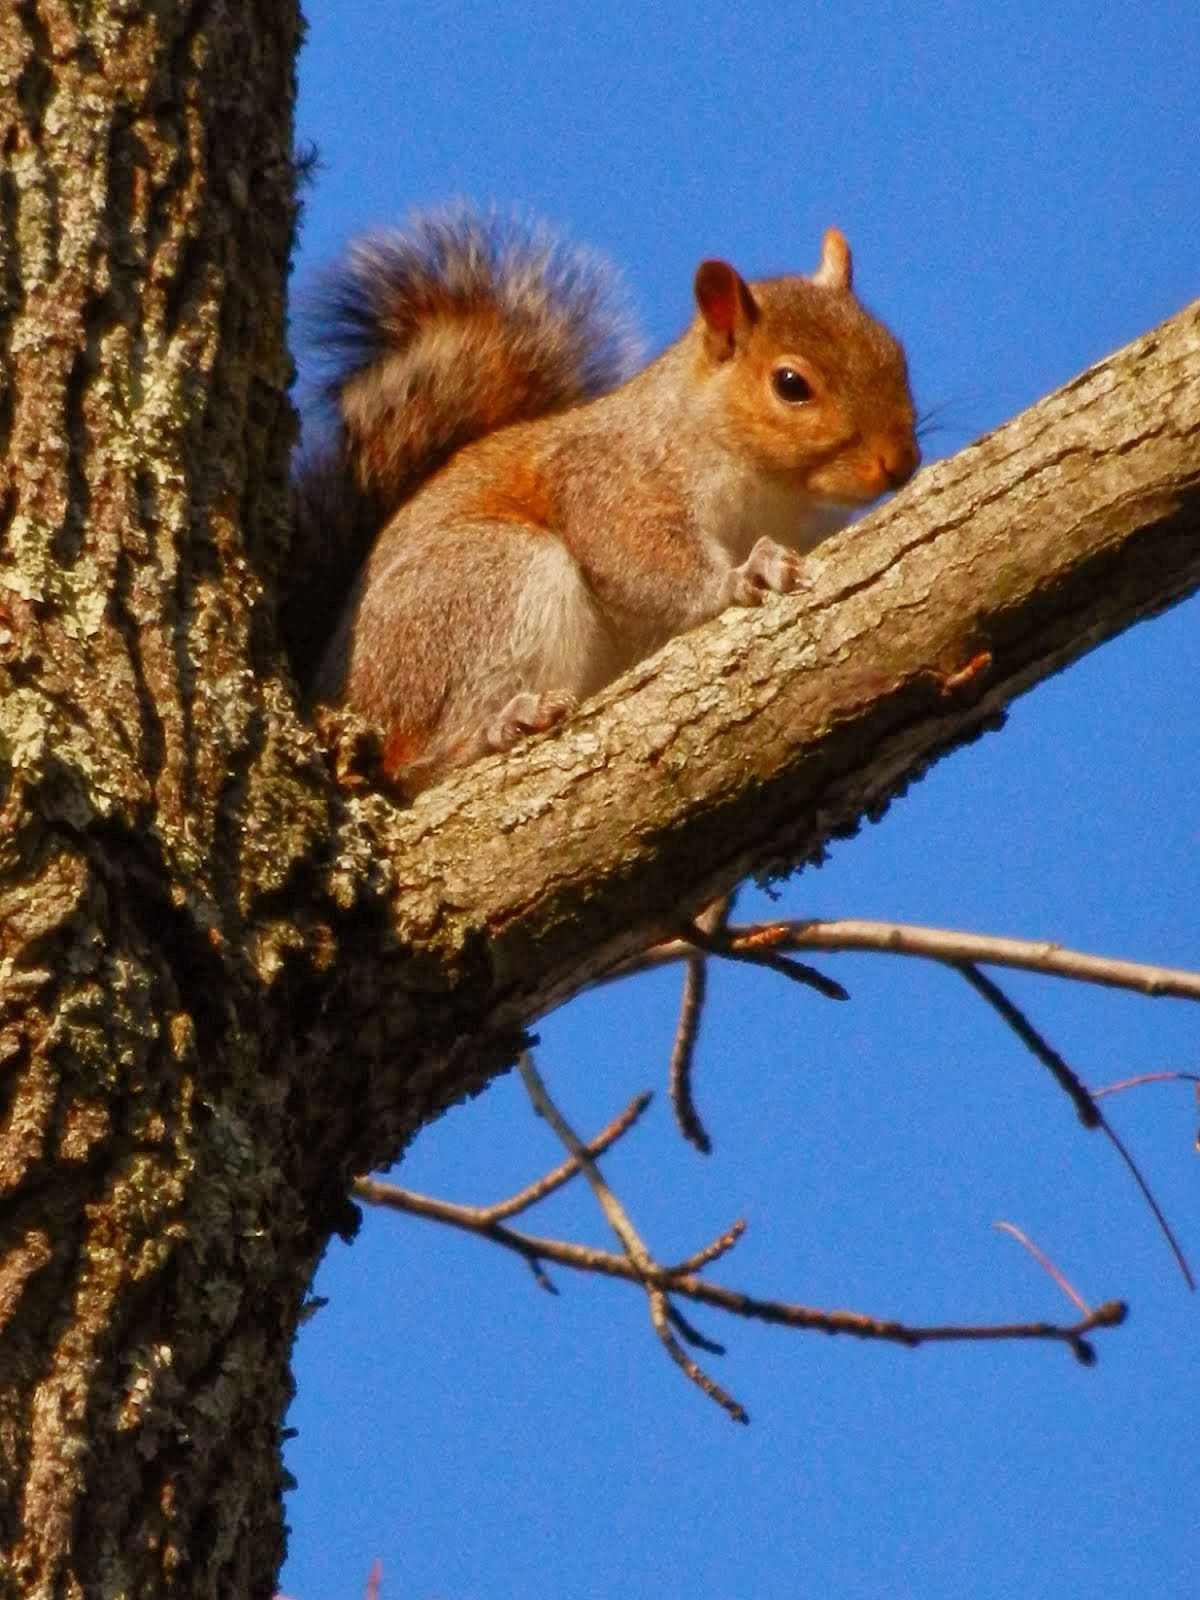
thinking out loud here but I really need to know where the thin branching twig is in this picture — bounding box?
[357,1065,1131,1422]
[487,1091,653,1221]
[681,919,849,1002]
[358,1170,1126,1373]
[618,917,1200,1002]
[355,910,1197,1417]
[955,963,1195,1290]
[354,1089,653,1230]
[518,1052,750,1422]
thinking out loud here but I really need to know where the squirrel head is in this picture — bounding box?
[691,231,919,506]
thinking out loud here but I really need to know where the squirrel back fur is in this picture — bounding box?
[283,211,639,677]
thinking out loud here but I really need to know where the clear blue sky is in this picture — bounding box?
[283,5,1199,1596]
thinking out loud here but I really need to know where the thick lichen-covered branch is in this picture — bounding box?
[346,299,1200,1092]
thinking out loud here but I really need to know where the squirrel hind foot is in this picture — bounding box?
[483,689,577,755]
[721,536,809,607]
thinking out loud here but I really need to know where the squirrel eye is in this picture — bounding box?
[772,366,813,404]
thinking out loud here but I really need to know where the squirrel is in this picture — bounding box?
[293,208,919,795]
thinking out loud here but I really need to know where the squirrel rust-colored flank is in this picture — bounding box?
[295,209,919,794]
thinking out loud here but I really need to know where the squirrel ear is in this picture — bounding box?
[811,228,853,292]
[693,260,760,357]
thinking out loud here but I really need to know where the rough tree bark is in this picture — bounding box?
[0,5,1198,1597]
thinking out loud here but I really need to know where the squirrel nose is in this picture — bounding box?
[873,435,920,491]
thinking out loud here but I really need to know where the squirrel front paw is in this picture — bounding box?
[484,689,578,754]
[722,537,808,608]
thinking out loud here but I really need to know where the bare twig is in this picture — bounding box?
[354,1089,653,1235]
[680,920,849,1002]
[957,965,1195,1291]
[1093,1071,1200,1154]
[359,1065,1130,1421]
[518,1054,653,1271]
[657,1274,1124,1369]
[518,1052,749,1423]
[673,1220,747,1274]
[617,918,1200,1003]
[357,1176,730,1288]
[1092,1070,1200,1098]
[993,1222,1092,1316]
[667,895,733,1154]
[666,1302,727,1355]
[358,1170,1126,1369]
[486,1090,653,1221]
[652,1304,746,1422]
[954,962,1100,1126]
[651,899,1199,1292]
[1099,1120,1195,1290]
[354,905,1193,1414]
[669,954,711,1153]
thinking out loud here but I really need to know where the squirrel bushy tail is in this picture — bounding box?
[283,210,640,680]
[324,209,641,512]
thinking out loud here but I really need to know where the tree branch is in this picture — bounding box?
[637,917,1200,1001]
[359,1131,1129,1405]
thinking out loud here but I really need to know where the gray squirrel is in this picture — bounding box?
[292,209,919,793]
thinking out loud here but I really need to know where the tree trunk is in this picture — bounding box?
[1,3,310,1593]
[1,7,1198,1596]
